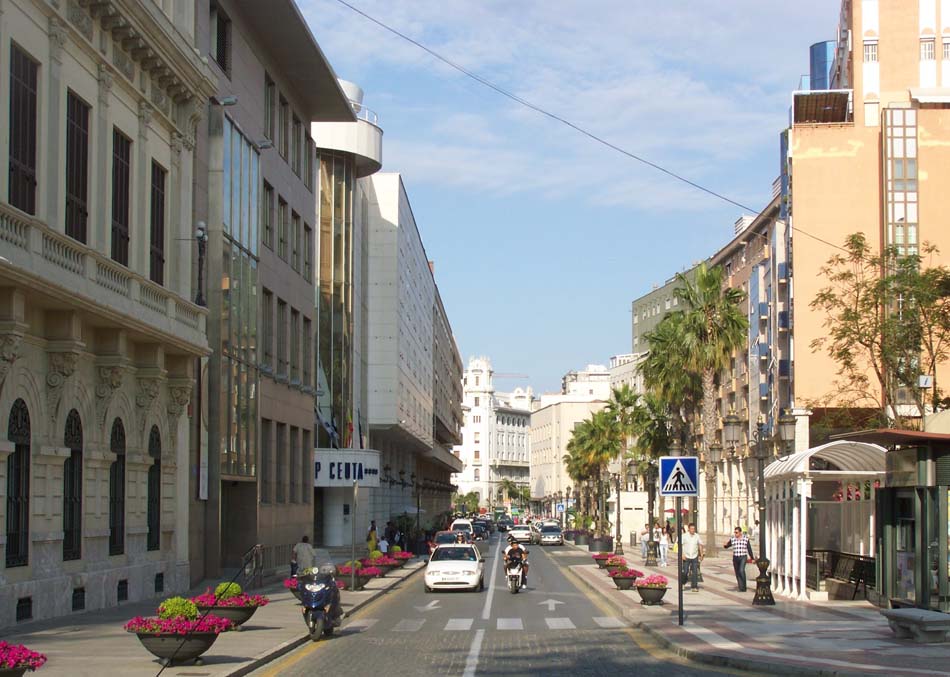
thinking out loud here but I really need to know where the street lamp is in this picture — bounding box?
[705,441,722,560]
[613,471,624,555]
[564,485,571,529]
[194,223,208,307]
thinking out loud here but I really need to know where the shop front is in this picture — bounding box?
[847,430,950,611]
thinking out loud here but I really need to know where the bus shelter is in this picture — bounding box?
[764,440,886,600]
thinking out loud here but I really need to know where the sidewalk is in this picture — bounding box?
[569,547,949,677]
[0,559,425,677]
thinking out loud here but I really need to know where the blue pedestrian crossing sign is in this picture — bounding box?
[659,456,699,497]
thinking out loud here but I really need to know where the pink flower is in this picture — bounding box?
[124,614,233,635]
[635,574,669,588]
[0,641,47,670]
[191,588,269,607]
[609,568,644,578]
[359,566,382,577]
[335,580,346,589]
[283,578,299,590]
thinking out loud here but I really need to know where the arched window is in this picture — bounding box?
[146,425,160,551]
[6,399,30,567]
[473,468,480,482]
[108,418,125,556]
[63,409,83,561]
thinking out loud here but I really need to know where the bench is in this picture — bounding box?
[880,608,950,643]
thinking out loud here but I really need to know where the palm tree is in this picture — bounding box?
[571,409,622,537]
[629,391,672,527]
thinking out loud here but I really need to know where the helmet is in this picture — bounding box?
[507,534,516,544]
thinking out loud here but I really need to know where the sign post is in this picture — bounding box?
[659,455,699,627]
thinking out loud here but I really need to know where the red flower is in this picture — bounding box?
[0,641,47,670]
[191,588,269,607]
[124,615,233,635]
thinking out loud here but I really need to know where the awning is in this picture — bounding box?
[764,439,886,481]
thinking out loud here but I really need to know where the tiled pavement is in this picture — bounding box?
[569,549,950,676]
[0,560,426,677]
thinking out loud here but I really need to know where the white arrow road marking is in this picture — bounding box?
[414,599,441,612]
[538,599,565,612]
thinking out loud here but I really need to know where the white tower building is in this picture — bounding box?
[453,357,532,512]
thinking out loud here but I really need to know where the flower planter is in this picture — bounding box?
[195,605,257,629]
[636,586,668,605]
[134,632,220,666]
[605,564,625,576]
[574,533,589,546]
[0,668,29,677]
[592,556,609,569]
[374,563,398,576]
[589,536,613,552]
[613,577,635,591]
[342,575,373,591]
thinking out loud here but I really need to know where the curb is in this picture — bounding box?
[568,564,873,677]
[223,562,425,677]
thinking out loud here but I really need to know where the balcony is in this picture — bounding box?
[311,81,383,178]
[0,203,207,353]
[792,89,853,125]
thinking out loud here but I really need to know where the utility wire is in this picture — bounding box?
[332,0,848,254]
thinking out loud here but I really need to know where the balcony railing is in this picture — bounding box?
[0,202,207,343]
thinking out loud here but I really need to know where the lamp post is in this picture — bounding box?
[645,460,658,566]
[195,223,208,307]
[564,485,571,529]
[613,471,624,555]
[705,441,722,561]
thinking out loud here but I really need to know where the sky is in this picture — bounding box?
[300,0,841,393]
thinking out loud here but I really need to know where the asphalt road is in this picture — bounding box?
[251,534,740,677]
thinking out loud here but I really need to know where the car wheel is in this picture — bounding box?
[425,585,432,593]
[479,577,485,592]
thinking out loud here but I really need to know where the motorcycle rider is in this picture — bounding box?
[503,535,529,588]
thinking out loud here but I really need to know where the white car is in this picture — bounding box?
[508,524,534,543]
[424,544,485,592]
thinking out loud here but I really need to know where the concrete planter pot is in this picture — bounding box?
[134,632,220,666]
[574,533,589,546]
[589,536,613,552]
[613,577,635,591]
[342,575,373,591]
[636,586,668,605]
[0,668,29,677]
[195,605,257,629]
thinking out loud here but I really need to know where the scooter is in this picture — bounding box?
[297,568,343,640]
[506,559,524,594]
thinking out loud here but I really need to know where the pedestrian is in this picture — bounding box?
[291,535,315,577]
[366,520,377,553]
[680,523,704,591]
[640,523,651,560]
[378,535,390,555]
[656,523,669,566]
[723,526,755,592]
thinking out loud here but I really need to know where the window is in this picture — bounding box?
[108,418,126,556]
[146,425,160,552]
[864,41,878,62]
[65,91,90,243]
[303,223,313,280]
[111,130,132,266]
[262,182,274,249]
[474,397,480,407]
[921,39,936,61]
[290,426,299,502]
[210,3,231,74]
[63,409,82,561]
[474,449,480,461]
[262,289,273,371]
[301,430,311,503]
[278,95,289,158]
[276,423,286,503]
[944,39,950,61]
[302,317,312,387]
[264,74,275,140]
[149,162,166,285]
[474,469,480,482]
[6,399,30,568]
[277,299,287,377]
[9,45,38,215]
[277,197,288,261]
[290,308,300,383]
[291,115,302,175]
[304,139,314,190]
[291,211,301,271]
[474,432,480,442]
[260,419,272,502]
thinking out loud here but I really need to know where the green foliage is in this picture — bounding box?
[390,545,402,553]
[369,550,383,560]
[158,596,198,620]
[343,560,362,569]
[214,582,242,600]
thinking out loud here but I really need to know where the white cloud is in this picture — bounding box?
[301,0,838,213]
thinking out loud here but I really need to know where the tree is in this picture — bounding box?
[811,234,950,425]
[451,491,479,514]
[629,391,672,526]
[568,409,621,537]
[498,478,519,506]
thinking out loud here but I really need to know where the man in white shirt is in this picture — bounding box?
[679,523,704,592]
[291,535,315,576]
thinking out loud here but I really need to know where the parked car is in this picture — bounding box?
[424,544,485,592]
[540,525,564,546]
[428,530,462,553]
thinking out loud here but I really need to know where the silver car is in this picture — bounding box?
[539,525,563,546]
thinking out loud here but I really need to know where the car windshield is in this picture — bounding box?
[431,547,478,562]
[434,533,457,544]
[512,526,529,531]
[541,526,561,533]
[451,524,472,531]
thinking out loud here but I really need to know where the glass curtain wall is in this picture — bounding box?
[317,153,354,448]
[222,116,260,476]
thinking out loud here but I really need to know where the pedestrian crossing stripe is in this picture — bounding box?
[347,616,628,632]
[659,456,699,496]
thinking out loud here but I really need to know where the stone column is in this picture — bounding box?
[135,102,152,277]
[95,63,114,255]
[45,16,67,227]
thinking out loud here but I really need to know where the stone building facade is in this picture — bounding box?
[0,0,214,626]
